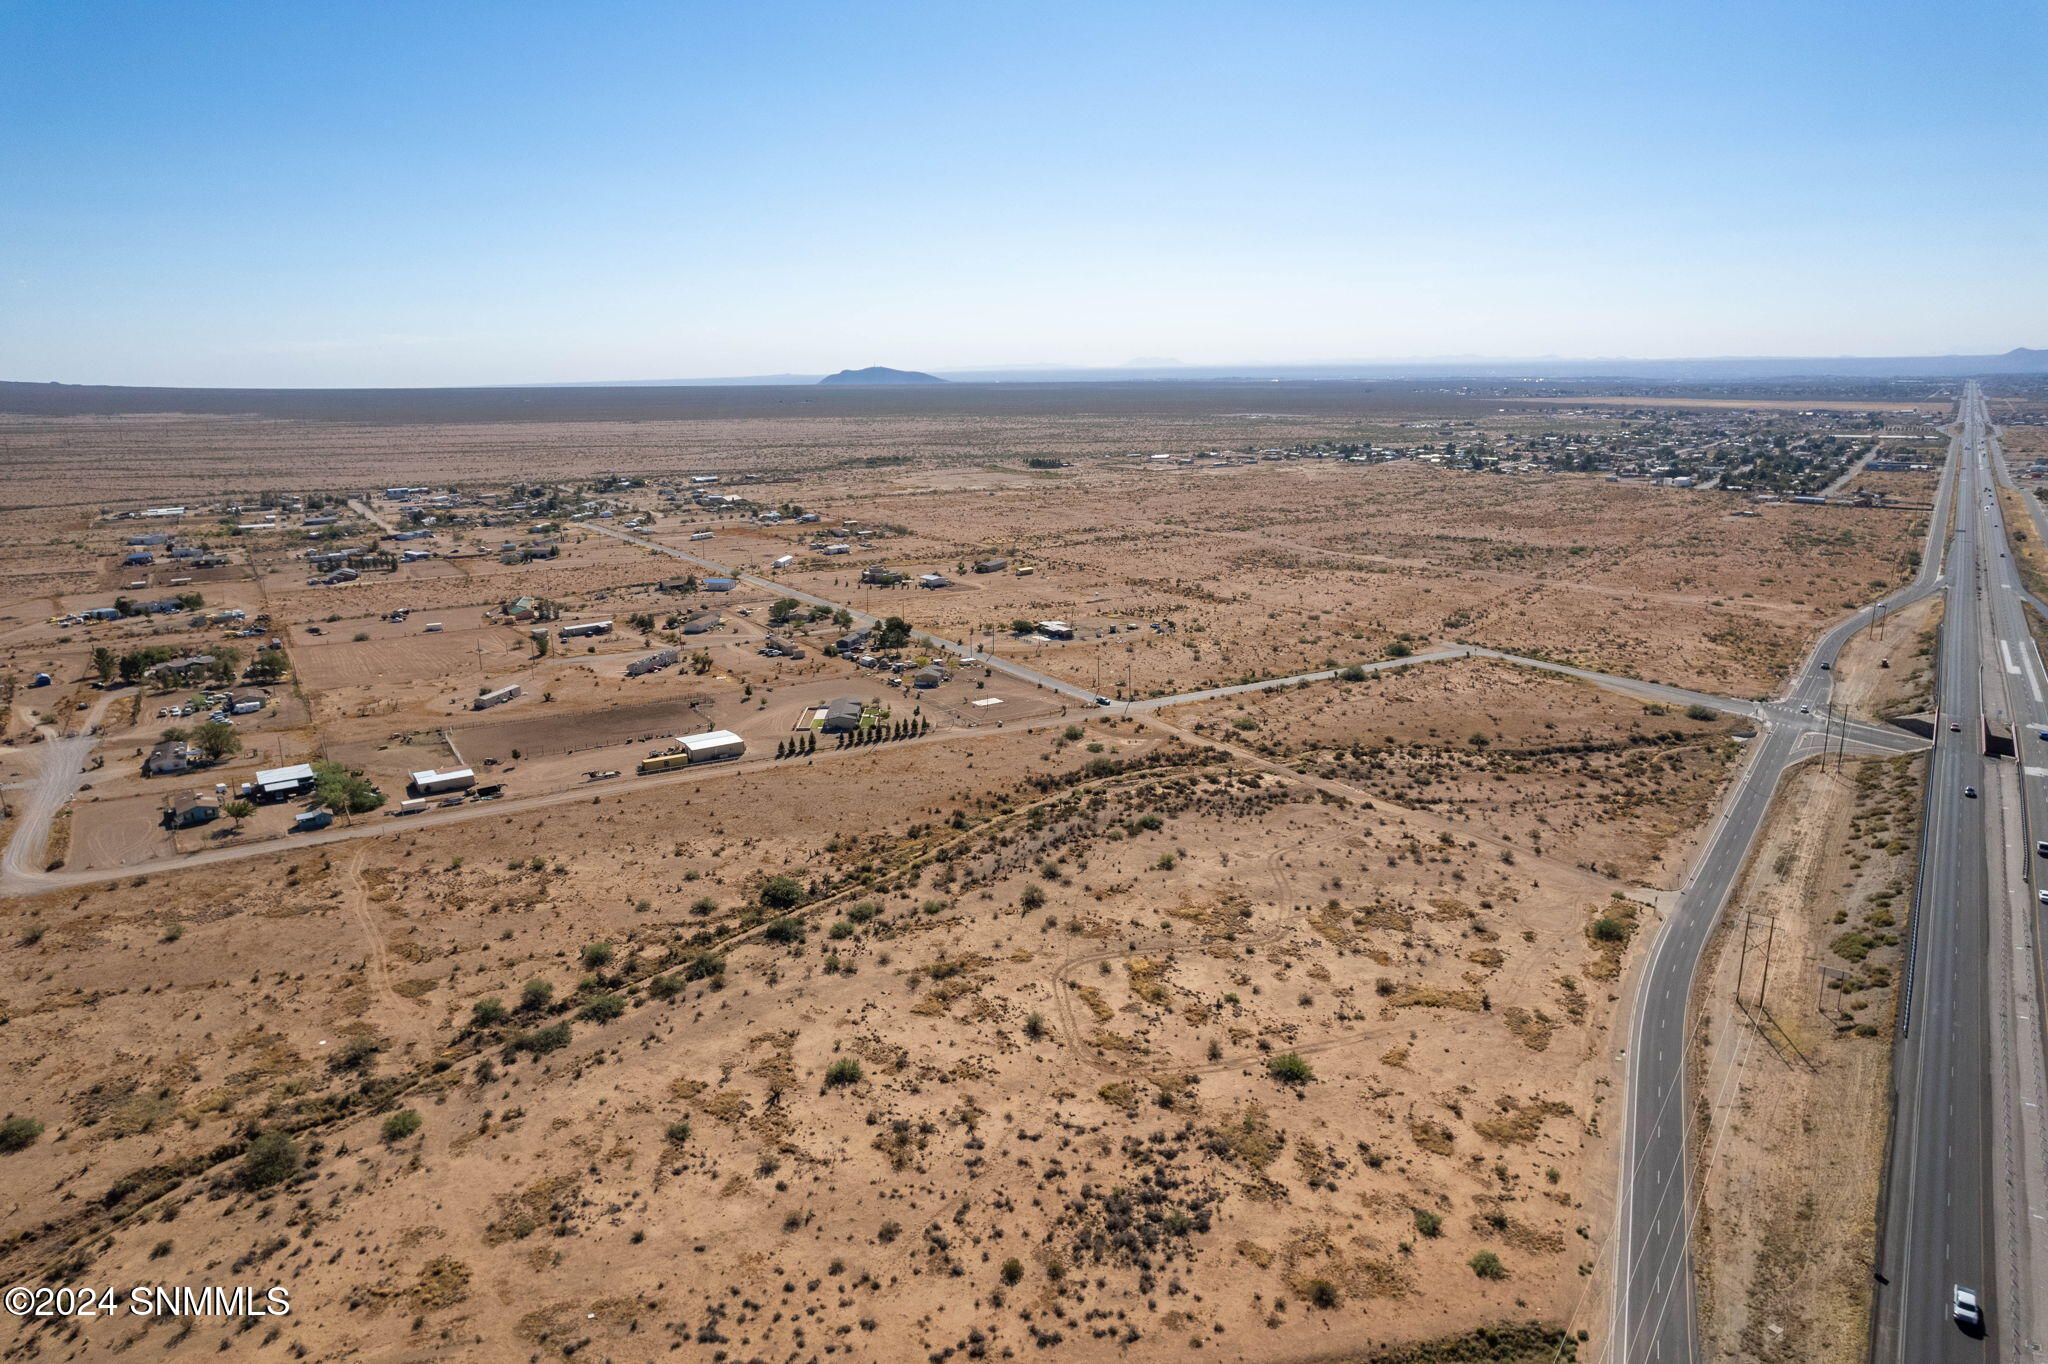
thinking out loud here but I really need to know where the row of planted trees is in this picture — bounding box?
[835,717,929,747]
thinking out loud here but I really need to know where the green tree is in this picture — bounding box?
[191,720,243,764]
[875,616,912,650]
[221,798,254,828]
[759,875,804,909]
[313,761,384,816]
[91,646,117,685]
[245,648,290,683]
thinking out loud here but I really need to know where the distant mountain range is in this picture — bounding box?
[817,366,946,386]
[521,348,2048,387]
[4,351,2045,421]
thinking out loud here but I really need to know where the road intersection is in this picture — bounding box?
[1617,381,2048,1363]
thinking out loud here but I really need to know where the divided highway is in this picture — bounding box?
[1869,382,2047,1364]
[1616,380,2048,1363]
[1616,392,1959,1362]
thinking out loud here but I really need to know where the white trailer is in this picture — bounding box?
[473,684,521,710]
[409,767,476,796]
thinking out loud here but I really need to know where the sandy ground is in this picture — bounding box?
[0,707,1636,1361]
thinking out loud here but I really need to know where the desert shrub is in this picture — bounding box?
[763,916,804,943]
[329,1034,383,1072]
[1267,1052,1314,1084]
[1591,917,1629,943]
[1303,1278,1341,1308]
[578,992,627,1022]
[580,942,615,969]
[847,901,879,923]
[520,979,554,1011]
[665,1120,691,1145]
[682,951,725,981]
[470,997,509,1028]
[0,1116,44,1153]
[824,1058,863,1087]
[759,875,804,909]
[1413,1208,1443,1238]
[1469,1250,1507,1279]
[513,1021,572,1055]
[240,1132,302,1189]
[1019,884,1047,911]
[381,1110,422,1142]
[646,974,683,1001]
[1023,1012,1046,1040]
[1001,1257,1024,1285]
[829,920,853,939]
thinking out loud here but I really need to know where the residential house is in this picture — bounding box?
[165,792,220,829]
[819,697,865,733]
[145,741,195,776]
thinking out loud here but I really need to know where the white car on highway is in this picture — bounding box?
[1953,1284,1983,1331]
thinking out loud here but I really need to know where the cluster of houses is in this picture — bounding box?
[118,533,228,572]
[160,761,327,831]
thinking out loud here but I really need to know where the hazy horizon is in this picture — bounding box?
[5,0,2044,387]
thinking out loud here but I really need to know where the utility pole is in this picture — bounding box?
[1756,915,1777,1010]
[1735,912,1752,1009]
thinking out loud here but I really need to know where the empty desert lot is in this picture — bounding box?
[772,458,1924,698]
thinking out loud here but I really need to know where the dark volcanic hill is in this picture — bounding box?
[817,366,947,386]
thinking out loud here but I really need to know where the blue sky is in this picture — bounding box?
[3,0,2042,386]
